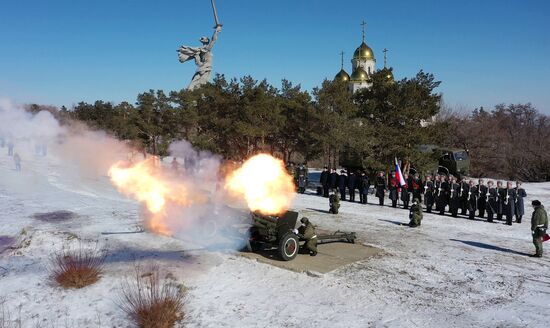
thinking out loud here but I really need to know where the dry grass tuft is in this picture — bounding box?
[119,266,186,328]
[50,245,106,289]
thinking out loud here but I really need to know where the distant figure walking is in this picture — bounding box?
[14,153,21,171]
[7,141,14,156]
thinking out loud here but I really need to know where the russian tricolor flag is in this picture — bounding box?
[394,157,406,187]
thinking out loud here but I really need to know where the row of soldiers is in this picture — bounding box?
[375,171,527,226]
[320,167,371,203]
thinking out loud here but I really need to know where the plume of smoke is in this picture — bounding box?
[0,98,250,251]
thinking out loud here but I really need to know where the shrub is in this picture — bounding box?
[119,266,186,328]
[50,245,106,289]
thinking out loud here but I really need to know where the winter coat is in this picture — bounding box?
[389,177,399,201]
[467,186,478,212]
[400,183,410,202]
[423,181,435,206]
[477,185,487,210]
[320,170,329,186]
[515,188,527,216]
[329,172,338,188]
[501,188,516,217]
[338,174,347,190]
[375,176,386,198]
[347,173,357,190]
[360,176,370,195]
[531,206,548,235]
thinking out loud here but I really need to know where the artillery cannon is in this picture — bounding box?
[248,210,357,261]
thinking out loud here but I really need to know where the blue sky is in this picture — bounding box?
[1,0,549,113]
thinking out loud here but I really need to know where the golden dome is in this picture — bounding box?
[353,42,375,61]
[334,69,350,82]
[350,67,369,82]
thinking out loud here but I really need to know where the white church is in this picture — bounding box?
[334,22,393,93]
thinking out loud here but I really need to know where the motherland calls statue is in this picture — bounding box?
[177,0,222,91]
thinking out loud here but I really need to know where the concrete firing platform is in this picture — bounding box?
[239,240,381,274]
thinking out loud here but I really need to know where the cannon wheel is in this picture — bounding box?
[278,232,299,261]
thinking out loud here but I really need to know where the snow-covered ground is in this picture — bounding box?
[1,152,549,328]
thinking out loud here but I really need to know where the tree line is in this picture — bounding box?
[26,69,550,181]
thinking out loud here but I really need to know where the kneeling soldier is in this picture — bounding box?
[409,198,423,227]
[297,217,317,256]
[530,200,548,258]
[329,189,340,214]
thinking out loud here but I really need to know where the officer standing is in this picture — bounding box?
[329,168,338,190]
[502,181,516,226]
[320,166,329,198]
[496,181,505,221]
[448,176,460,217]
[433,175,442,212]
[467,180,477,220]
[338,170,347,201]
[423,175,435,213]
[530,200,548,258]
[477,179,487,218]
[439,175,451,215]
[486,180,498,223]
[411,173,422,202]
[515,181,527,223]
[389,171,399,208]
[347,171,357,202]
[401,173,410,209]
[375,171,386,206]
[359,171,370,204]
[460,179,470,216]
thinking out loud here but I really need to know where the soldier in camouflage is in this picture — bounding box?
[530,200,548,257]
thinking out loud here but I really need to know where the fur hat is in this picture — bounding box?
[532,200,542,206]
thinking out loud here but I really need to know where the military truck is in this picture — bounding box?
[417,145,470,178]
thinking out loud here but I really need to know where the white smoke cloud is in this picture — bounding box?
[0,98,250,251]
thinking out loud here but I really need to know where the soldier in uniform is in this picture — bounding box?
[297,173,307,194]
[348,171,357,202]
[359,171,370,204]
[433,175,442,212]
[375,171,386,206]
[477,179,487,218]
[423,175,435,213]
[437,175,450,215]
[320,166,329,198]
[502,181,516,226]
[448,176,461,217]
[297,217,317,256]
[389,171,399,208]
[496,181,505,220]
[411,173,422,202]
[329,189,340,214]
[467,180,478,220]
[515,181,527,223]
[338,170,347,201]
[530,200,548,257]
[459,178,470,216]
[401,173,411,209]
[329,168,338,190]
[408,198,423,227]
[486,180,498,222]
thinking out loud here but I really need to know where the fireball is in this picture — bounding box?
[108,158,208,235]
[224,154,295,215]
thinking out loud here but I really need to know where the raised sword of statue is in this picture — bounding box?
[177,0,223,91]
